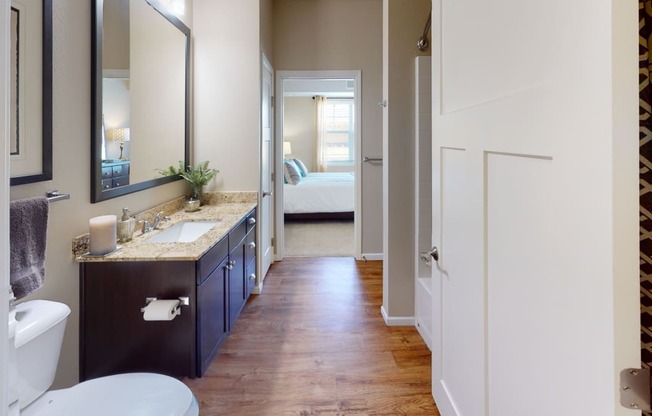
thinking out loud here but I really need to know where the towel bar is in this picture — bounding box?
[46,190,70,203]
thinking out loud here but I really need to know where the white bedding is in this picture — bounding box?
[284,172,354,214]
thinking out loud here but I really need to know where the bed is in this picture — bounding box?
[284,172,354,220]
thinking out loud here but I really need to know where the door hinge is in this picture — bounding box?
[271,96,275,108]
[620,368,651,411]
[271,237,275,247]
[271,172,274,182]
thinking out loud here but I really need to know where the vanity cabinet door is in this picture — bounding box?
[228,243,246,331]
[245,227,257,298]
[245,257,256,298]
[197,257,228,376]
[80,261,196,381]
[244,226,256,267]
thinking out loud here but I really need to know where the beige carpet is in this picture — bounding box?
[284,219,354,257]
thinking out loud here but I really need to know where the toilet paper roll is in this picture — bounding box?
[143,300,180,321]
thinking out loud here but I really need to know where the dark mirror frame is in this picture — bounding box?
[90,0,190,203]
[10,0,53,186]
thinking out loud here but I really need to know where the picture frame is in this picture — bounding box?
[9,0,52,186]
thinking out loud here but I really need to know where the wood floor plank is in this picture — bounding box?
[183,257,439,415]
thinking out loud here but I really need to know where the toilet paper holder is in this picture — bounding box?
[140,296,190,313]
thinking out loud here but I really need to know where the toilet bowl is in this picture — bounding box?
[21,373,198,416]
[9,300,199,416]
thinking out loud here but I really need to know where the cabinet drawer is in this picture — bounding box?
[101,167,113,179]
[229,219,246,252]
[101,179,112,190]
[245,208,256,232]
[112,165,124,177]
[244,228,256,268]
[112,176,129,188]
[197,236,229,285]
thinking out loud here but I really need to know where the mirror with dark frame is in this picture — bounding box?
[9,0,52,186]
[91,0,190,203]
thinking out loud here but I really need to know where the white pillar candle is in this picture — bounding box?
[89,215,117,255]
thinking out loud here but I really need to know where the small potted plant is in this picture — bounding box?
[159,161,219,211]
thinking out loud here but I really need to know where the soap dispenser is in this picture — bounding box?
[117,207,136,242]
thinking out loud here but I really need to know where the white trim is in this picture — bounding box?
[251,280,264,295]
[1,0,11,411]
[380,306,415,327]
[275,70,362,261]
[258,53,274,287]
[362,253,383,261]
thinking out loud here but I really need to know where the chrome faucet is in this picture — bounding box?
[139,211,170,234]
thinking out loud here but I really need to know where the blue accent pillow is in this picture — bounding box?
[283,160,301,185]
[293,158,309,177]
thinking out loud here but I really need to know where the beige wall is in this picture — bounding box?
[103,0,129,70]
[383,0,431,318]
[260,0,274,66]
[9,0,190,388]
[193,0,261,192]
[130,0,187,183]
[283,96,315,169]
[274,0,383,255]
[102,78,131,159]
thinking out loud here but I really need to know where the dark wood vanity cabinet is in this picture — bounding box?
[79,261,196,380]
[80,207,256,381]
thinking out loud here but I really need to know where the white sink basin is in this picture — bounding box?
[146,221,219,243]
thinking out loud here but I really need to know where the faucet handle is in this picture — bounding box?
[154,211,169,221]
[138,219,150,234]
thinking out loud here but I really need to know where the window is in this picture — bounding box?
[323,99,354,164]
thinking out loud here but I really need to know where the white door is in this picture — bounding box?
[430,1,639,416]
[260,55,274,278]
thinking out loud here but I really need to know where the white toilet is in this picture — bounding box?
[8,300,199,416]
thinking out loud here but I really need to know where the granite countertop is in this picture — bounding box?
[75,197,256,263]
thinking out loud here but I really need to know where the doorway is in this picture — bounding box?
[275,71,362,260]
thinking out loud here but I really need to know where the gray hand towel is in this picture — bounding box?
[10,197,49,299]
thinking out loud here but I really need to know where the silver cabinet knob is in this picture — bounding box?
[226,264,233,271]
[248,273,256,282]
[428,246,439,262]
[248,242,256,250]
[248,217,256,225]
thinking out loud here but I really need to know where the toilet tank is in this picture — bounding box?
[13,300,71,409]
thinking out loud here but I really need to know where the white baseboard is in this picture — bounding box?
[362,253,383,261]
[251,281,264,295]
[380,305,415,326]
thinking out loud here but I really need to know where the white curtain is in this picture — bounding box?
[314,96,328,172]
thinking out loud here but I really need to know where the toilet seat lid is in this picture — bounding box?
[25,373,197,416]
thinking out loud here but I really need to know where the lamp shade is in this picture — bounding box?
[108,128,130,142]
[283,141,292,156]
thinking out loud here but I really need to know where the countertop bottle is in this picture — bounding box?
[117,207,136,242]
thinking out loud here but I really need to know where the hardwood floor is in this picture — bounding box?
[184,257,440,415]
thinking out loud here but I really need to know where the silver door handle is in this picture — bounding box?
[263,191,273,197]
[428,246,439,262]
